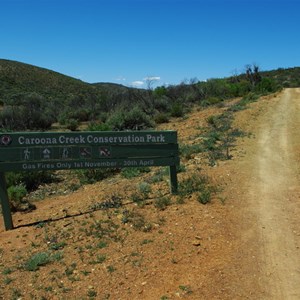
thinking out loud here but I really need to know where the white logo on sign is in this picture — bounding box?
[24,148,31,160]
[62,147,69,159]
[99,147,111,157]
[80,147,91,158]
[42,148,51,159]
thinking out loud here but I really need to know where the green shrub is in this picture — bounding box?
[228,92,259,112]
[5,171,57,211]
[49,242,67,251]
[127,211,153,232]
[90,195,122,211]
[76,168,118,184]
[108,106,154,130]
[170,102,184,118]
[138,182,152,196]
[58,113,68,125]
[202,111,247,165]
[7,183,35,212]
[87,121,112,131]
[0,93,54,131]
[131,192,145,207]
[0,94,55,131]
[7,184,27,203]
[154,197,171,210]
[121,168,140,179]
[202,135,219,152]
[147,168,165,183]
[24,252,52,271]
[197,188,211,204]
[154,112,170,124]
[96,241,108,249]
[179,174,210,197]
[205,97,223,105]
[6,171,55,192]
[2,268,13,275]
[121,167,150,179]
[180,143,203,159]
[206,113,232,131]
[73,108,89,122]
[66,118,79,131]
[153,96,170,112]
[87,289,98,298]
[255,77,278,93]
[153,86,168,97]
[97,112,109,123]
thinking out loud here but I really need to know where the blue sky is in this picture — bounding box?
[1,0,299,88]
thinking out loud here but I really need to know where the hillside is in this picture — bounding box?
[1,59,300,99]
[0,59,131,100]
[0,59,145,131]
[1,59,300,132]
[261,67,300,87]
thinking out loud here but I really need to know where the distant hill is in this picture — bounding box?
[0,59,132,101]
[0,59,149,131]
[0,59,299,132]
[260,67,300,88]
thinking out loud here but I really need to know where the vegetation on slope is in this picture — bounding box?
[1,59,299,132]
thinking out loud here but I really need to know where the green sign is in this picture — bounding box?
[0,131,180,230]
[0,131,177,147]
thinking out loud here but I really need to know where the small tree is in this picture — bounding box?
[245,64,261,87]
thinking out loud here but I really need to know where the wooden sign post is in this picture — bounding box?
[0,131,180,230]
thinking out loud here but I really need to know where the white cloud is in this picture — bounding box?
[115,76,126,81]
[130,76,161,88]
[143,76,161,81]
[131,80,144,87]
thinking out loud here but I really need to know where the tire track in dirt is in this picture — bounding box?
[247,88,300,299]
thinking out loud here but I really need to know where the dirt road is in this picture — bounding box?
[232,88,300,299]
